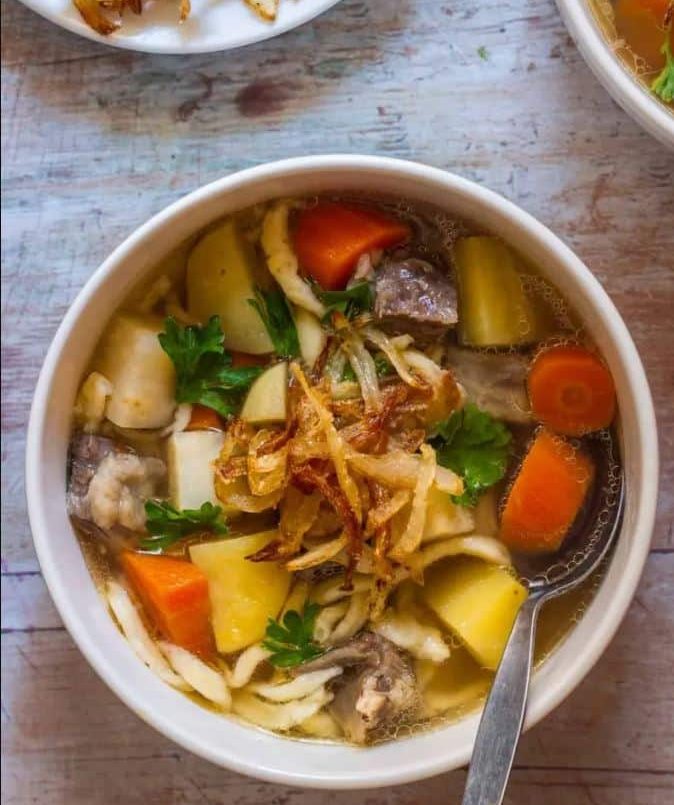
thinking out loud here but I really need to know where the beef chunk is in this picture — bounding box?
[373,258,458,341]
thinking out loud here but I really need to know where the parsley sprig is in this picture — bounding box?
[262,604,324,668]
[248,288,300,359]
[430,404,512,507]
[139,500,228,552]
[651,26,674,104]
[317,281,374,321]
[159,316,263,417]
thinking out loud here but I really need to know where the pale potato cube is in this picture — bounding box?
[190,531,291,654]
[240,362,288,424]
[294,307,327,369]
[167,430,223,510]
[93,313,176,429]
[187,218,273,355]
[422,558,527,670]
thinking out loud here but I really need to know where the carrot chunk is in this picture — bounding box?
[294,202,410,290]
[527,345,616,436]
[120,551,214,657]
[185,404,224,432]
[500,429,595,554]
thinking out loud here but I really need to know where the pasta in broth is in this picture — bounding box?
[68,195,620,744]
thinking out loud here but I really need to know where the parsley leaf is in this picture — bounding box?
[317,281,374,321]
[477,45,489,61]
[159,316,263,417]
[651,28,674,104]
[140,500,228,552]
[262,603,324,668]
[248,289,300,359]
[430,403,512,507]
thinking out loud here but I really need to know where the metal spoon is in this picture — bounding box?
[462,459,624,805]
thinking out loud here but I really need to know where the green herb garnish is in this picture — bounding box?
[248,288,301,359]
[140,500,228,552]
[262,604,324,668]
[318,281,374,321]
[159,316,263,417]
[651,28,674,104]
[342,354,393,382]
[477,45,489,61]
[430,403,512,507]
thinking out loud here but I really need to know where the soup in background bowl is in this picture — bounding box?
[556,0,674,147]
[26,156,658,787]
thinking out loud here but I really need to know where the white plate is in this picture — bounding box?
[555,0,674,149]
[18,0,342,54]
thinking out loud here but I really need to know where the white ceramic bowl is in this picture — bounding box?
[555,0,674,149]
[26,156,658,789]
[18,0,342,55]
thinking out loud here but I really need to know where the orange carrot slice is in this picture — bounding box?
[500,429,595,554]
[294,202,410,290]
[185,404,224,432]
[527,345,616,436]
[120,551,214,658]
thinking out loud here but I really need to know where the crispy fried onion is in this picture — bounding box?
[291,363,362,522]
[361,325,426,389]
[389,444,436,561]
[343,330,381,412]
[346,448,463,496]
[215,473,283,512]
[247,430,289,496]
[291,464,362,585]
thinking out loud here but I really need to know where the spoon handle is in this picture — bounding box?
[461,594,542,805]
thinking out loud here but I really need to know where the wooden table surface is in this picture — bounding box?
[2,0,673,802]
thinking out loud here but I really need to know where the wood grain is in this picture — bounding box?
[2,557,672,802]
[2,0,673,800]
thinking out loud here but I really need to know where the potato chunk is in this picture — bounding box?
[294,307,327,369]
[186,218,274,355]
[190,531,291,654]
[422,558,527,670]
[93,313,176,429]
[240,362,288,424]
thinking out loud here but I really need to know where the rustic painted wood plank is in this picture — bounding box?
[2,0,673,800]
[1,572,63,632]
[1,556,672,802]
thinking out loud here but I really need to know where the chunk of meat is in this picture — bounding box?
[374,258,458,341]
[68,433,166,533]
[298,632,418,743]
[446,345,532,424]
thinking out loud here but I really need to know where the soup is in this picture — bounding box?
[591,0,674,107]
[67,196,619,745]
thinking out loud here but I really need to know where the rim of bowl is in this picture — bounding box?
[554,0,674,149]
[25,155,659,788]
[17,0,343,55]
